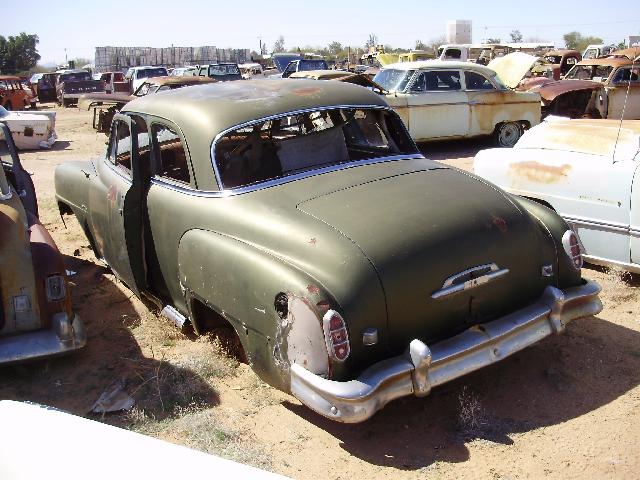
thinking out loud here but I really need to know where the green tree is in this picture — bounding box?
[364,33,378,50]
[0,33,40,74]
[328,41,343,56]
[509,30,523,43]
[272,36,285,54]
[415,39,428,50]
[563,31,603,51]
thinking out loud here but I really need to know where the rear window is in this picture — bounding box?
[214,107,417,189]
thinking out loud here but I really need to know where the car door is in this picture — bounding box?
[606,66,640,120]
[89,113,147,296]
[406,69,469,141]
[630,158,640,267]
[464,70,505,136]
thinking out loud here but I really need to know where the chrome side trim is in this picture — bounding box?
[431,263,509,299]
[563,214,630,235]
[150,154,426,198]
[583,254,640,274]
[291,280,601,423]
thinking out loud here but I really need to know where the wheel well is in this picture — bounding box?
[190,297,247,363]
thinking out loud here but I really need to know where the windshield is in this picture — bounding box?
[544,55,562,64]
[373,69,415,92]
[136,68,167,79]
[565,64,614,81]
[298,60,329,71]
[59,72,92,82]
[214,107,418,189]
[209,64,241,76]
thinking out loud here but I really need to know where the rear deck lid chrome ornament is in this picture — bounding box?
[431,263,509,300]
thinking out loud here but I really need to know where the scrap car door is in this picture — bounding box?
[406,70,469,141]
[0,123,38,217]
[465,70,508,136]
[90,113,147,296]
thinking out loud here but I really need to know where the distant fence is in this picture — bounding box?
[94,46,252,72]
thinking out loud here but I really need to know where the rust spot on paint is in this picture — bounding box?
[292,87,322,97]
[492,216,508,233]
[306,284,320,295]
[308,237,317,246]
[316,300,330,312]
[509,161,571,184]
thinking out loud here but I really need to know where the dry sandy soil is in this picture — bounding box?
[2,105,639,479]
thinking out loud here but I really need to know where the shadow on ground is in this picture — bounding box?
[418,137,494,161]
[0,253,219,421]
[284,315,640,470]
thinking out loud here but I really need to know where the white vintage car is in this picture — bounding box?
[373,55,541,147]
[474,118,640,273]
[0,106,56,150]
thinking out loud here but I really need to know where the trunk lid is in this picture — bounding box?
[297,169,556,352]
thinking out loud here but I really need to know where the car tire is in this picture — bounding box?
[494,122,522,148]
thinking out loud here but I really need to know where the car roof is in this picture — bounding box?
[576,57,632,67]
[545,49,580,56]
[381,60,498,75]
[141,76,215,87]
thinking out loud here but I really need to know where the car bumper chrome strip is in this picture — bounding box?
[290,280,602,423]
[0,313,86,364]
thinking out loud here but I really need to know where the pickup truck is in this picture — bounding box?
[56,70,105,107]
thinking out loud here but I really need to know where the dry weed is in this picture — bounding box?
[457,386,486,432]
[605,266,636,302]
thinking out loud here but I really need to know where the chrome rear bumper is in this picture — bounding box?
[291,280,601,423]
[0,313,86,364]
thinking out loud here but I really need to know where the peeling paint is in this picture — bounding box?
[509,161,571,184]
[306,284,320,295]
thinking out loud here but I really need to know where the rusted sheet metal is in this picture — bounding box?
[536,80,603,102]
[509,161,572,184]
[609,47,640,61]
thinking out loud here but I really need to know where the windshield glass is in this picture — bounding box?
[565,64,614,81]
[214,107,418,189]
[209,64,241,76]
[298,60,328,71]
[544,55,562,64]
[137,68,167,79]
[373,69,415,92]
[59,72,92,82]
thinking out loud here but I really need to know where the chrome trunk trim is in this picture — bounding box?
[431,263,509,299]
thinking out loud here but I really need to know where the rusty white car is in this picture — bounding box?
[373,57,540,147]
[474,118,640,273]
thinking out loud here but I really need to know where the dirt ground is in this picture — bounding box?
[2,105,639,479]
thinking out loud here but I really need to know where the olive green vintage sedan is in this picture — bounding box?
[55,80,601,423]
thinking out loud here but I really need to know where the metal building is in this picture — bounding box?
[446,20,472,44]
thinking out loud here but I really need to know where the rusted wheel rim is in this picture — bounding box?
[498,122,521,147]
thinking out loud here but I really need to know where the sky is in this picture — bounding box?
[5,0,640,65]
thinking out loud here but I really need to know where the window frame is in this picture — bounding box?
[148,117,196,188]
[463,70,497,91]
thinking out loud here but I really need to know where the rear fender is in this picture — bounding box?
[178,229,333,392]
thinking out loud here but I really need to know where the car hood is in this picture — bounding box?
[489,52,540,89]
[534,79,603,102]
[297,168,557,351]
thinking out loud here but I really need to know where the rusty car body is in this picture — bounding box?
[197,63,242,82]
[374,59,540,146]
[0,122,85,363]
[475,118,640,273]
[78,76,215,133]
[0,76,36,110]
[562,57,640,119]
[535,50,582,80]
[54,80,600,422]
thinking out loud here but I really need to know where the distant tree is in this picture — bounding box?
[364,33,378,50]
[0,33,40,74]
[615,39,627,49]
[272,36,285,53]
[486,38,502,44]
[428,35,446,54]
[509,30,523,43]
[563,31,603,51]
[415,39,428,50]
[328,41,343,56]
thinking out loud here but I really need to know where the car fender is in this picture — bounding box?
[178,228,333,392]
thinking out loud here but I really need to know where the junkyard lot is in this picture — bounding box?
[1,105,639,479]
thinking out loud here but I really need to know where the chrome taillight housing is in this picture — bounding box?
[322,310,350,362]
[562,230,583,270]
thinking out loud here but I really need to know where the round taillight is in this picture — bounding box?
[562,230,583,270]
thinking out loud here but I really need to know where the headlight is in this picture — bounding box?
[45,275,66,301]
[562,230,583,270]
